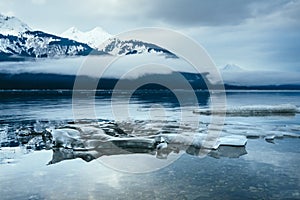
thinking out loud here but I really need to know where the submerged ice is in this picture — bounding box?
[0,120,249,165]
[43,121,249,164]
[0,115,299,165]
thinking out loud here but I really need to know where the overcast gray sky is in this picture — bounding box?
[0,0,299,71]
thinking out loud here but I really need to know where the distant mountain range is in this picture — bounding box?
[218,63,300,87]
[0,14,299,90]
[60,27,174,56]
[0,71,209,90]
[0,14,100,61]
[1,71,299,90]
[219,63,245,72]
[0,31,97,61]
[0,14,174,61]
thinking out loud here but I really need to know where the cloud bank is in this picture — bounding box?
[0,0,299,72]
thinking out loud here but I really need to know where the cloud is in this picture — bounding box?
[132,0,293,27]
[0,0,292,32]
[0,54,192,79]
[221,70,300,86]
[0,0,298,34]
[31,0,46,5]
[1,55,299,86]
[180,0,300,71]
[146,0,255,26]
[0,0,299,72]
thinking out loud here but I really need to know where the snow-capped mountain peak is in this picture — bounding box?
[97,37,176,57]
[90,27,106,33]
[221,64,244,72]
[0,14,31,36]
[60,27,82,42]
[61,26,112,49]
[66,27,79,34]
[0,14,96,61]
[0,13,174,60]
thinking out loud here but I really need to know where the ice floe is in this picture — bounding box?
[193,104,300,116]
[1,117,299,165]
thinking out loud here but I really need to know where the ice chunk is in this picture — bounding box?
[158,132,247,149]
[156,142,168,150]
[50,128,82,148]
[108,137,156,149]
[208,146,247,159]
[193,104,299,116]
[158,133,206,147]
[211,135,248,149]
[265,135,275,143]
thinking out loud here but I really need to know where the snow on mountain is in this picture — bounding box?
[0,14,31,36]
[61,27,112,49]
[100,37,176,57]
[0,14,106,61]
[0,13,174,60]
[0,31,94,60]
[219,64,300,86]
[61,27,175,57]
[220,64,245,72]
[222,70,300,86]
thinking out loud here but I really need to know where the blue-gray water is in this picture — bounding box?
[0,90,299,199]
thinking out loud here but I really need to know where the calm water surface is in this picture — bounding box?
[0,90,299,199]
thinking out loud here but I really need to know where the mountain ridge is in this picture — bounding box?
[0,13,175,61]
[0,30,98,61]
[220,63,245,72]
[61,26,112,49]
[0,14,31,36]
